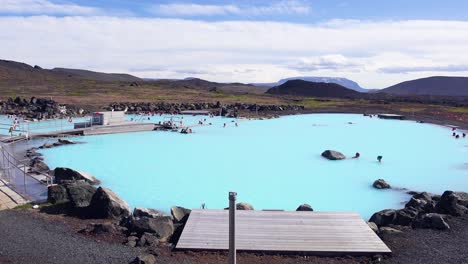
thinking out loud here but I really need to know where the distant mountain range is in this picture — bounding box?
[266,80,360,98]
[379,76,468,96]
[1,59,467,98]
[253,76,370,93]
[52,68,142,82]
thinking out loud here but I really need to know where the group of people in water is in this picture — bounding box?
[451,127,466,139]
[351,152,383,162]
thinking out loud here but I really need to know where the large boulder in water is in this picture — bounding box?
[321,150,346,160]
[88,187,130,219]
[130,216,174,241]
[413,213,450,230]
[372,179,391,189]
[236,202,254,210]
[54,168,101,185]
[296,204,314,211]
[436,191,468,216]
[171,206,191,223]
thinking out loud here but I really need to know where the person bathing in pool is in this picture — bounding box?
[352,152,360,159]
[377,156,383,163]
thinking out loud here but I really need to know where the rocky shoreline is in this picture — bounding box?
[1,96,467,130]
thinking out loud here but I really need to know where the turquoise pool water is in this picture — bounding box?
[38,114,467,219]
[0,115,89,136]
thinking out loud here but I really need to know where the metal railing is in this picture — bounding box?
[0,143,51,203]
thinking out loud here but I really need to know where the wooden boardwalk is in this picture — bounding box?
[0,123,163,143]
[176,210,391,255]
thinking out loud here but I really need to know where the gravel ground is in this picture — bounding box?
[0,210,139,264]
[380,215,468,264]
[1,210,467,264]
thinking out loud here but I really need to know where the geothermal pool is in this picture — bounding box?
[37,114,467,219]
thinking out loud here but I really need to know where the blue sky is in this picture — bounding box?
[12,0,468,22]
[1,0,468,88]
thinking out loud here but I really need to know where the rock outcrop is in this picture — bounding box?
[296,204,314,211]
[171,206,191,223]
[47,184,69,204]
[321,150,346,160]
[133,207,165,219]
[54,168,100,185]
[129,216,174,241]
[236,202,254,210]
[369,190,468,231]
[373,179,391,189]
[413,213,450,230]
[88,187,131,219]
[436,191,468,216]
[66,181,97,208]
[107,101,305,116]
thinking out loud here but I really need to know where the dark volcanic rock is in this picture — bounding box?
[133,207,164,219]
[88,187,131,219]
[137,233,159,247]
[405,197,435,213]
[413,213,450,230]
[54,167,100,185]
[129,216,174,241]
[394,208,419,226]
[321,150,346,160]
[30,158,50,172]
[130,254,157,264]
[66,181,97,208]
[47,184,69,204]
[436,191,468,216]
[372,179,391,189]
[296,204,314,211]
[171,206,191,223]
[236,202,254,210]
[369,209,397,227]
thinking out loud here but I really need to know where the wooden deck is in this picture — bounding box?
[176,210,391,255]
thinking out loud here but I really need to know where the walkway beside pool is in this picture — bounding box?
[0,179,28,210]
[176,210,391,256]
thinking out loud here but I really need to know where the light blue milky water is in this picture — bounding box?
[36,114,467,220]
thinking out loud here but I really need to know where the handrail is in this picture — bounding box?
[0,143,52,202]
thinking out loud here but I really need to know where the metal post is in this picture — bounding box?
[228,191,237,264]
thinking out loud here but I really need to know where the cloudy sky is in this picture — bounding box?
[1,0,468,88]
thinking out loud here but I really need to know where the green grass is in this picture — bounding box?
[399,107,426,113]
[14,203,33,209]
[66,91,86,96]
[442,107,468,113]
[298,98,342,108]
[14,202,53,209]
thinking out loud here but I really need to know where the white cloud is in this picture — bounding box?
[0,0,99,16]
[292,55,363,72]
[0,16,468,88]
[152,1,310,16]
[155,4,240,16]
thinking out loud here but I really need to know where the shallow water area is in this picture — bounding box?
[35,114,467,219]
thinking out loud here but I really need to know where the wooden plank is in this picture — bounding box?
[176,210,391,255]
